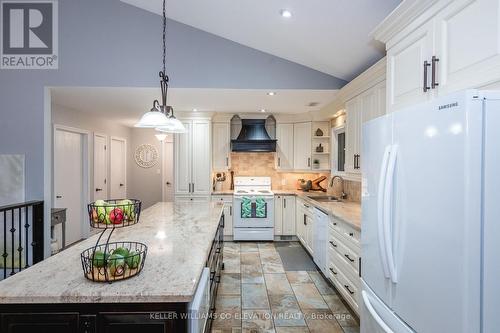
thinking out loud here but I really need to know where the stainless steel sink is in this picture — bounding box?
[307,195,341,202]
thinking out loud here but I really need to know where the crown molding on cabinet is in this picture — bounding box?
[371,0,440,44]
[317,57,386,119]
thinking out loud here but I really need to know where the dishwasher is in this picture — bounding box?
[313,207,329,275]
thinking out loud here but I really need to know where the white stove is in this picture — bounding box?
[233,177,275,241]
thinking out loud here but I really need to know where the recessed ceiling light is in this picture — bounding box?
[192,108,198,112]
[267,91,276,96]
[260,109,266,113]
[280,9,292,18]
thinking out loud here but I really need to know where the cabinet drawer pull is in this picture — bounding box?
[329,241,337,248]
[308,157,311,167]
[431,56,439,89]
[329,267,338,275]
[423,60,431,92]
[344,284,355,295]
[344,254,355,262]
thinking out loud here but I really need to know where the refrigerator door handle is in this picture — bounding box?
[378,146,391,278]
[384,145,398,283]
[362,291,395,333]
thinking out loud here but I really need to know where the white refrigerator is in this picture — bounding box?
[361,90,499,333]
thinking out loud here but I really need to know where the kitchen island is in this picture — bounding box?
[0,201,225,333]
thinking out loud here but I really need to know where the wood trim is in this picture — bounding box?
[371,0,440,43]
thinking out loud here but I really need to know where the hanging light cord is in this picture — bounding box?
[159,0,169,113]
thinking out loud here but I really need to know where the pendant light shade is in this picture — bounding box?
[135,101,170,128]
[156,118,186,134]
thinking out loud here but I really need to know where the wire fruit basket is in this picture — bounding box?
[88,199,141,229]
[81,241,147,282]
[81,199,147,283]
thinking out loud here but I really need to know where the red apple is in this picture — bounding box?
[109,207,124,224]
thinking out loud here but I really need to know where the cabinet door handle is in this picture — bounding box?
[423,60,431,92]
[308,157,311,167]
[329,241,337,248]
[357,154,361,169]
[329,267,338,275]
[431,56,439,89]
[226,157,229,166]
[303,214,307,226]
[278,157,281,167]
[344,284,355,295]
[283,198,286,208]
[345,254,355,262]
[229,205,232,216]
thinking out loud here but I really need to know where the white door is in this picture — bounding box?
[282,195,296,235]
[386,19,434,113]
[212,122,230,171]
[162,135,174,202]
[54,128,85,246]
[390,91,481,333]
[361,113,394,307]
[276,123,294,170]
[293,122,312,170]
[110,137,127,199]
[175,121,192,196]
[192,120,211,196]
[434,0,500,96]
[93,133,108,201]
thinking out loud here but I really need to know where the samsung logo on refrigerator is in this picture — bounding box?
[438,102,459,110]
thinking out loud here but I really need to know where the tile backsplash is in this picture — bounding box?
[213,152,330,191]
[212,152,362,203]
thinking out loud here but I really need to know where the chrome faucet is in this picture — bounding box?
[330,175,346,199]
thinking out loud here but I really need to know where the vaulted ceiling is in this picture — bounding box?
[121,0,401,81]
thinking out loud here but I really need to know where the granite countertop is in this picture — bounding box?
[0,202,224,304]
[211,189,361,230]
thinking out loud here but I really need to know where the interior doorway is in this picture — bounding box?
[53,125,90,247]
[110,137,127,199]
[162,134,174,202]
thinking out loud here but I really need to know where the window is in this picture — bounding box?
[331,127,346,173]
[337,132,345,172]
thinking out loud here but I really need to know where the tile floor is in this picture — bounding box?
[212,241,360,333]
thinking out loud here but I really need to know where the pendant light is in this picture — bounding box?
[134,0,186,134]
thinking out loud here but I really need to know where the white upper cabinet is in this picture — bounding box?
[175,119,211,199]
[378,0,500,112]
[192,120,211,196]
[276,123,294,170]
[434,0,500,95]
[293,122,312,170]
[386,20,435,113]
[212,122,230,171]
[174,121,192,196]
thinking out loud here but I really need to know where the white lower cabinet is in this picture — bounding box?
[327,216,361,315]
[211,195,233,236]
[275,195,296,236]
[296,198,314,255]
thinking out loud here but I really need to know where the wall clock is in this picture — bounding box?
[134,144,158,168]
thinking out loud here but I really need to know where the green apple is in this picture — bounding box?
[92,250,108,268]
[118,199,133,217]
[126,251,141,269]
[94,200,107,223]
[112,247,129,258]
[108,253,125,276]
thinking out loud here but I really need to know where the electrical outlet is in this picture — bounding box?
[281,179,287,186]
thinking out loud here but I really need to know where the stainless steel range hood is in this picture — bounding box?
[231,119,277,152]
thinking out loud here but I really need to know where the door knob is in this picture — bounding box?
[95,188,102,192]
[119,183,124,187]
[166,181,171,185]
[56,195,62,199]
